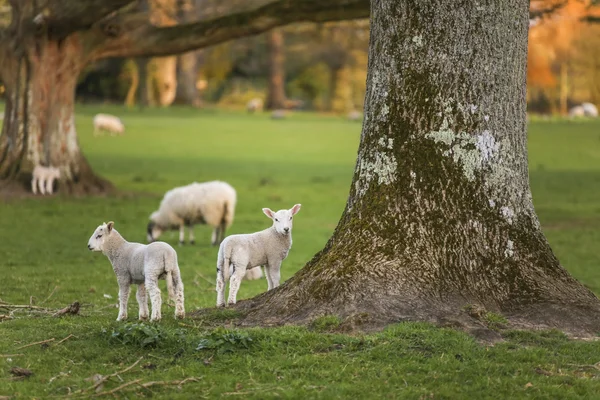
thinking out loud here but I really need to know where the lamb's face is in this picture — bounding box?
[263,204,301,235]
[146,221,163,243]
[88,221,114,252]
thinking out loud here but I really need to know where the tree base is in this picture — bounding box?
[190,290,600,342]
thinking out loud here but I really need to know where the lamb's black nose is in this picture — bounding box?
[87,244,92,250]
[284,227,289,233]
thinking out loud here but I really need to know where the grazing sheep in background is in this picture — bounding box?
[569,105,585,118]
[347,110,362,121]
[87,221,185,322]
[271,109,286,120]
[31,165,60,195]
[93,113,125,136]
[216,204,301,307]
[582,102,598,118]
[246,98,264,113]
[147,181,236,246]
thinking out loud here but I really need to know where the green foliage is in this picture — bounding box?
[1,107,600,398]
[107,323,169,348]
[196,328,253,353]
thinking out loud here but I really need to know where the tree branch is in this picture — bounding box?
[42,0,137,38]
[90,0,370,60]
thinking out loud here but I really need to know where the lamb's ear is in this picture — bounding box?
[262,208,275,219]
[107,221,114,233]
[290,204,301,215]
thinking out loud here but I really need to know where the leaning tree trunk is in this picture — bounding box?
[237,0,600,336]
[0,35,111,195]
[265,29,287,110]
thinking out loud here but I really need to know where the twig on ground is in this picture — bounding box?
[71,356,144,396]
[0,353,24,358]
[52,302,80,317]
[55,334,76,346]
[92,379,142,397]
[17,338,55,350]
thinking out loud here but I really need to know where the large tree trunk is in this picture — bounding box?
[175,51,203,107]
[236,0,600,336]
[265,29,287,110]
[0,35,111,195]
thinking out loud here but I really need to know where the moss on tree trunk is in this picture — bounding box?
[233,0,600,337]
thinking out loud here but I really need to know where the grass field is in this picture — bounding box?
[1,106,600,399]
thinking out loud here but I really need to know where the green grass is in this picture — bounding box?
[1,106,600,398]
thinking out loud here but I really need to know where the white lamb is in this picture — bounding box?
[93,113,124,136]
[216,204,301,307]
[87,221,185,322]
[247,98,263,113]
[147,181,236,247]
[31,165,60,195]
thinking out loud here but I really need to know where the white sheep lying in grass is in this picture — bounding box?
[88,221,185,322]
[31,165,60,195]
[216,204,301,307]
[93,113,124,136]
[147,181,236,246]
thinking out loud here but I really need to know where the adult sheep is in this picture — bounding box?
[147,181,236,246]
[93,113,125,136]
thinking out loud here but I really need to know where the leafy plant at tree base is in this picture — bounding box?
[107,323,168,349]
[196,328,253,353]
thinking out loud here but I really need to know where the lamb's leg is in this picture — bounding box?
[264,265,274,290]
[136,283,149,320]
[31,177,37,194]
[227,260,248,306]
[178,225,185,246]
[117,281,131,321]
[269,263,282,288]
[45,177,54,195]
[39,177,46,195]
[145,278,162,321]
[188,224,195,245]
[216,256,227,307]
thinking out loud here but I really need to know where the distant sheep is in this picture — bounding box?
[582,102,598,118]
[216,204,301,307]
[93,113,124,136]
[569,103,598,118]
[87,221,185,322]
[31,165,60,195]
[147,181,236,246]
[347,110,362,121]
[247,98,264,113]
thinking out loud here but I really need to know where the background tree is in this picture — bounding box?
[0,0,370,194]
[235,0,600,337]
[264,29,287,110]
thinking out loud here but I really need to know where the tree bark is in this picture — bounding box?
[235,0,600,336]
[175,51,203,107]
[265,29,286,110]
[0,35,111,195]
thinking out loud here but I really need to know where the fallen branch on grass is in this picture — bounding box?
[92,377,202,397]
[55,334,76,346]
[17,338,55,349]
[70,356,144,396]
[52,302,80,317]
